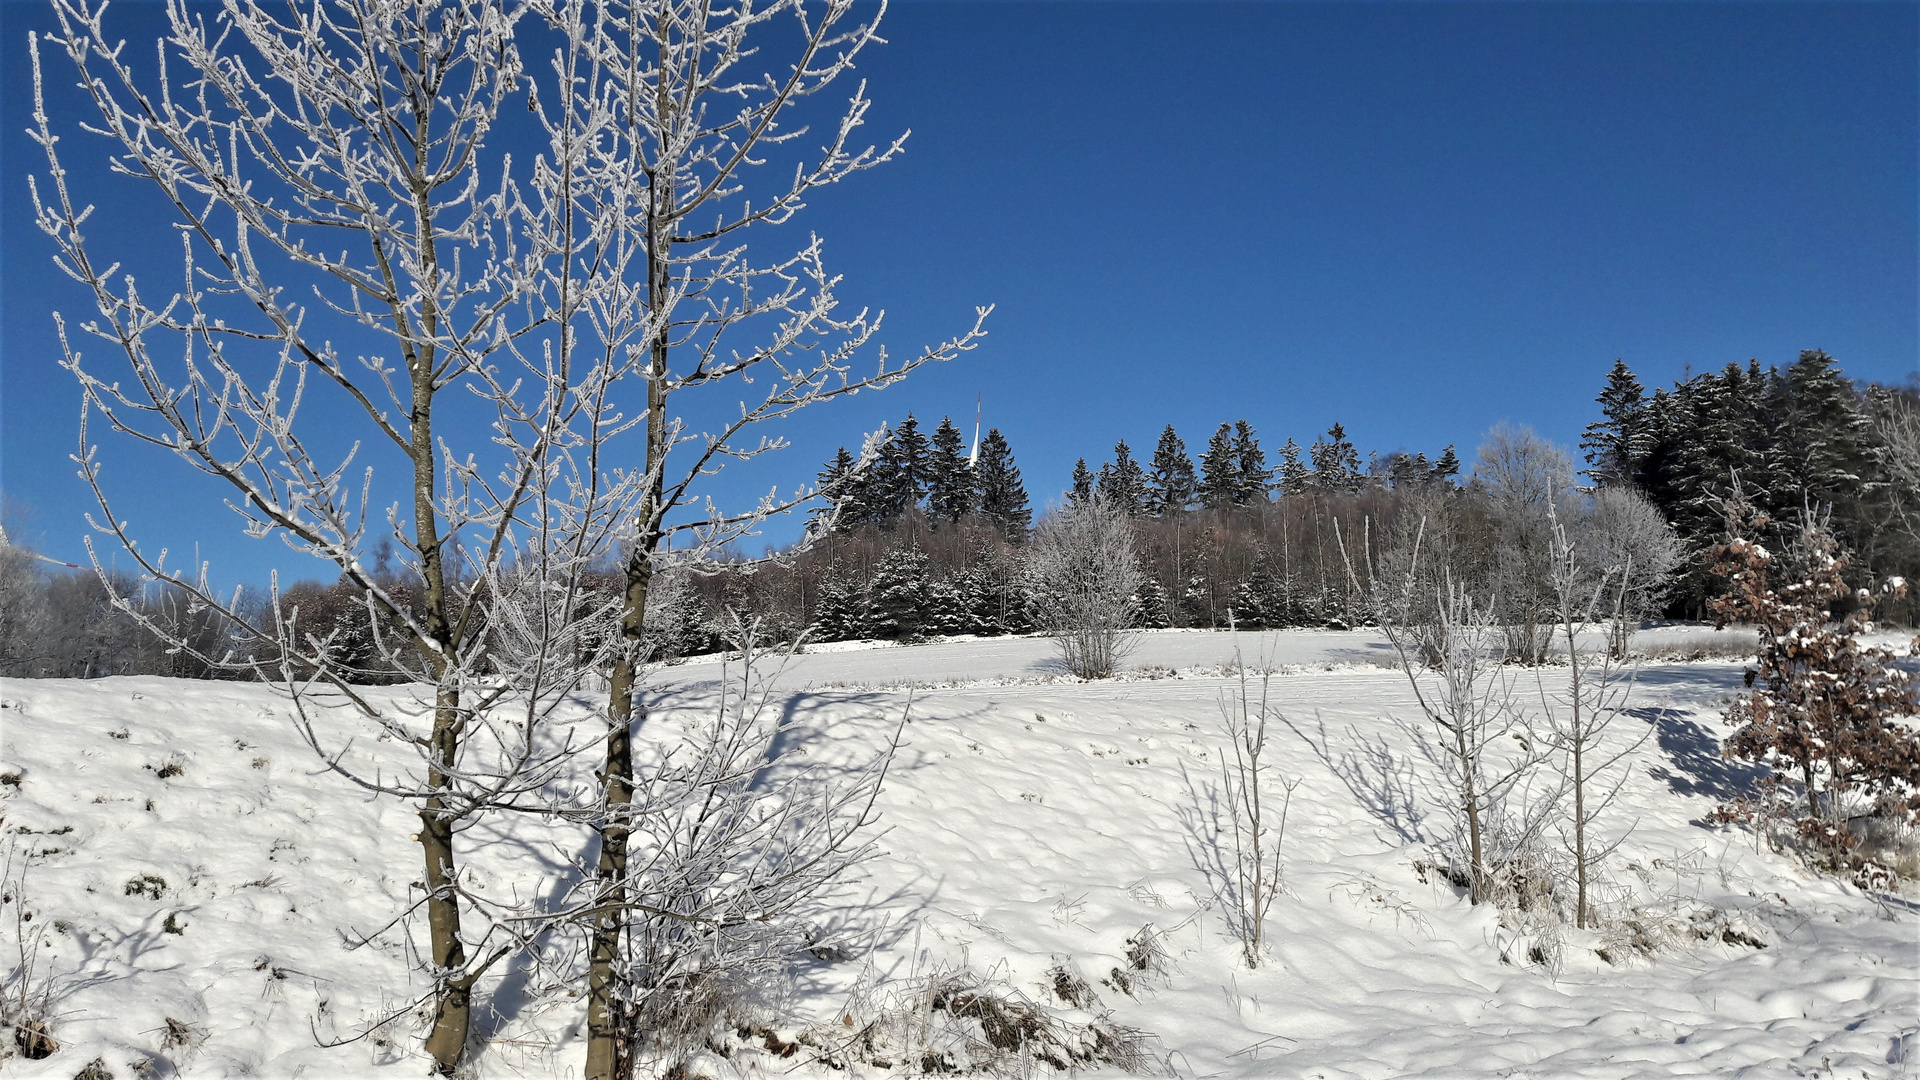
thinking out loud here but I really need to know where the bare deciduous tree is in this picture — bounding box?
[1537,501,1647,928]
[1581,486,1685,659]
[1346,520,1543,905]
[525,3,991,1074]
[29,0,639,1067]
[1027,494,1143,679]
[1475,424,1579,665]
[1216,645,1300,967]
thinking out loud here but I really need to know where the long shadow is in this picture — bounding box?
[1277,712,1430,845]
[1633,706,1766,799]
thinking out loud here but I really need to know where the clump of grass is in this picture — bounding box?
[124,874,168,900]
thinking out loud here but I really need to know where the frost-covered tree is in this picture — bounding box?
[1581,487,1685,658]
[1475,425,1581,664]
[1028,495,1142,678]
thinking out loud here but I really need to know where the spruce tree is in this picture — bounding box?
[865,546,931,640]
[1580,359,1648,487]
[975,428,1032,538]
[1232,420,1272,504]
[813,446,861,532]
[1198,423,1240,509]
[1310,423,1361,493]
[872,413,932,518]
[1097,440,1147,515]
[1069,459,1096,504]
[1148,425,1198,515]
[1779,349,1875,510]
[926,415,975,523]
[1431,445,1461,486]
[1277,438,1310,495]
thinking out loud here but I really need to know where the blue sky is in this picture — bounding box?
[2,0,1915,582]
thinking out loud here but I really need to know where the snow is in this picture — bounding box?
[2,627,1915,1078]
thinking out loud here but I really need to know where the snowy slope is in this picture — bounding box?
[1,629,1915,1078]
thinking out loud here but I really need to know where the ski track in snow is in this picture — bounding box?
[1,628,1915,1078]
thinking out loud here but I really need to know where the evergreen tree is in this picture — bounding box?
[1232,420,1272,504]
[808,562,868,642]
[1133,572,1173,630]
[1097,440,1148,515]
[1310,422,1362,493]
[1147,425,1198,514]
[870,414,931,520]
[813,446,863,533]
[1277,438,1311,495]
[865,546,930,640]
[1431,445,1461,486]
[1580,359,1648,487]
[926,415,975,523]
[1779,349,1876,510]
[975,428,1032,538]
[1068,459,1096,505]
[1198,423,1240,509]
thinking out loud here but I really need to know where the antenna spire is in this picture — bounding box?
[969,392,982,467]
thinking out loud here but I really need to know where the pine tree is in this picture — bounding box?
[1068,459,1096,505]
[975,428,1032,538]
[1232,420,1272,504]
[1431,444,1461,487]
[926,416,975,523]
[1198,423,1240,509]
[1276,438,1311,495]
[1148,425,1198,515]
[1097,440,1147,515]
[1580,359,1648,487]
[1310,423,1361,493]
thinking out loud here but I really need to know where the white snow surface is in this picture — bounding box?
[2,627,1916,1078]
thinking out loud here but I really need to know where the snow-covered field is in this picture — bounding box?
[2,628,1916,1078]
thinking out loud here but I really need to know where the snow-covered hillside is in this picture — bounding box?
[2,629,1915,1078]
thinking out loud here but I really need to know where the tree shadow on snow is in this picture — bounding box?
[1278,711,1430,846]
[1632,706,1767,800]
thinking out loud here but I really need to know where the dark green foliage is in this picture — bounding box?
[1198,424,1239,509]
[1310,423,1362,493]
[1069,459,1096,505]
[1148,426,1197,515]
[1097,441,1148,515]
[1276,438,1310,495]
[1580,359,1648,487]
[865,547,930,640]
[974,429,1032,538]
[926,417,975,524]
[1231,421,1272,505]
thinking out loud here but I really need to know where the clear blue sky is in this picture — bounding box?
[2,1,1915,582]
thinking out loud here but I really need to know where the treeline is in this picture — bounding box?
[2,349,1913,678]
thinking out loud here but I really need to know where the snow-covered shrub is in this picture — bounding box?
[1705,494,1920,883]
[800,961,1160,1077]
[1027,496,1142,679]
[1,845,58,1061]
